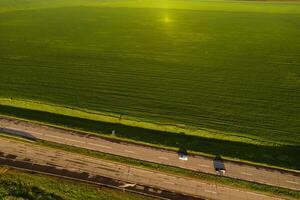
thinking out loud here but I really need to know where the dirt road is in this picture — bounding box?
[0,137,285,200]
[0,116,299,191]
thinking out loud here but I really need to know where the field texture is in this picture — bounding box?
[0,168,153,200]
[0,0,299,146]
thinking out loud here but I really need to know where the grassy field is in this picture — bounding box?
[0,0,299,165]
[0,168,154,200]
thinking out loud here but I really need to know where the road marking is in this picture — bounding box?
[89,143,112,149]
[198,164,210,168]
[241,172,253,176]
[0,167,8,174]
[124,150,135,154]
[136,185,145,190]
[163,181,175,185]
[47,135,63,139]
[246,191,266,197]
[158,156,169,160]
[119,183,136,188]
[32,132,43,136]
[286,180,299,185]
[66,138,85,143]
[204,190,217,194]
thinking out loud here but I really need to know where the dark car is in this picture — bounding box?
[214,156,226,175]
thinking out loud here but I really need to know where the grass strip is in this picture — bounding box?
[0,168,155,200]
[0,104,299,171]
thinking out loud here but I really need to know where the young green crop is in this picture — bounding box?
[0,0,299,166]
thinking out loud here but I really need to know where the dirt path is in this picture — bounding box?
[0,137,285,200]
[0,116,299,191]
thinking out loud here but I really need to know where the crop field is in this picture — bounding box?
[0,0,299,153]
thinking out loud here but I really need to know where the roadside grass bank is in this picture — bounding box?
[1,134,298,200]
[0,98,270,145]
[0,104,299,171]
[0,168,155,200]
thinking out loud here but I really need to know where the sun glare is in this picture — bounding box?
[164,16,171,23]
[163,15,172,23]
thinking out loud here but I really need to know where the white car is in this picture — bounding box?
[178,152,188,161]
[216,169,226,175]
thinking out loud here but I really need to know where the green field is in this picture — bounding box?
[0,168,154,200]
[0,0,299,165]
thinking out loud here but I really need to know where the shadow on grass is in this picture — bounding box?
[0,104,299,170]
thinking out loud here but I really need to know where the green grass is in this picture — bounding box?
[0,169,155,200]
[0,0,299,167]
[1,104,300,170]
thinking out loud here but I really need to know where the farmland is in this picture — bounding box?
[0,0,300,165]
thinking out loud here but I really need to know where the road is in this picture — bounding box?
[0,116,299,191]
[0,137,285,200]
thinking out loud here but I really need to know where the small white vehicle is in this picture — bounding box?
[178,152,188,161]
[216,169,226,175]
